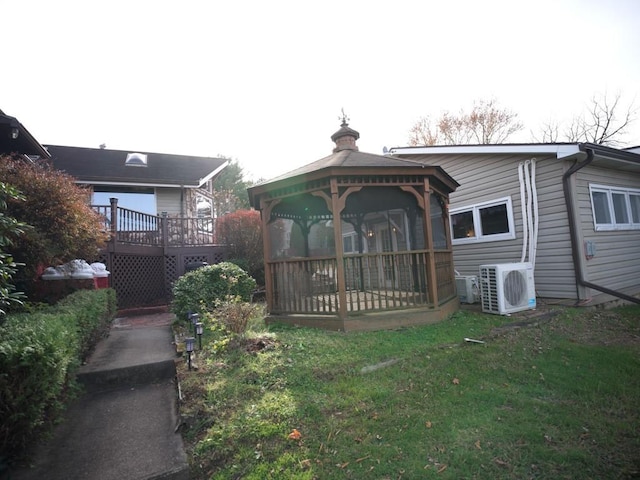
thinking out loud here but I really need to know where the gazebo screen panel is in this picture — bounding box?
[269,193,331,222]
[342,186,418,216]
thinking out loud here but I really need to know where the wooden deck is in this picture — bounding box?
[93,201,218,247]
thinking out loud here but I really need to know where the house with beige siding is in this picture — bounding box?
[389,143,640,307]
[45,145,228,218]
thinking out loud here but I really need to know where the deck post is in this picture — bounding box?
[161,212,169,248]
[109,197,118,253]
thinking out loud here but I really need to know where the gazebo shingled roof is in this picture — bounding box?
[248,119,460,331]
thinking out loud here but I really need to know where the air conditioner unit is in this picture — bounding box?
[456,275,479,304]
[479,262,536,315]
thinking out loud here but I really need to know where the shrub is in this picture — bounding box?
[171,262,257,321]
[0,182,29,319]
[0,155,109,300]
[197,300,263,355]
[215,209,264,286]
[0,288,116,461]
[213,297,262,335]
[56,288,117,360]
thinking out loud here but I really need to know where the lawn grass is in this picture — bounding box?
[177,305,640,479]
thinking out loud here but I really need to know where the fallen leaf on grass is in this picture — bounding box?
[425,421,432,428]
[494,458,510,468]
[299,459,312,469]
[452,378,460,385]
[474,440,481,450]
[288,429,301,440]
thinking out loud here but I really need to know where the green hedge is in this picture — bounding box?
[0,288,116,462]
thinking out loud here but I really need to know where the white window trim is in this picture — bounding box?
[589,183,640,231]
[450,196,516,245]
[342,229,369,254]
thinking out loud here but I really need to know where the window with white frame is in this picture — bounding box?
[450,196,516,244]
[589,184,640,231]
[343,231,366,254]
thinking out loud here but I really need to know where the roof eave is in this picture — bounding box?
[578,142,640,164]
[389,143,582,159]
[247,164,459,209]
[0,113,50,158]
[76,180,199,189]
[198,159,229,187]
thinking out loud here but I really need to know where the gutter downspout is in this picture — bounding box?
[562,146,640,305]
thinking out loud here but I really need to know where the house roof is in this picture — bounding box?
[44,145,228,188]
[262,147,459,185]
[0,109,50,158]
[389,142,640,174]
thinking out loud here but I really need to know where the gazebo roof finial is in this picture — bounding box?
[331,109,360,152]
[339,108,350,127]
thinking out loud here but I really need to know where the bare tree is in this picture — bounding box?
[408,116,441,146]
[578,92,636,146]
[534,92,636,146]
[536,120,560,143]
[409,98,523,146]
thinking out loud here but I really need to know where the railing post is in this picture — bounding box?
[161,212,169,248]
[109,198,118,250]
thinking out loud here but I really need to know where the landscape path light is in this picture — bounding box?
[191,313,200,337]
[185,337,196,370]
[196,322,204,350]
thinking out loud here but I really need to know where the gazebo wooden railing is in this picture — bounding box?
[92,198,216,247]
[268,250,456,315]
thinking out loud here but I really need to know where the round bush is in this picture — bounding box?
[171,262,257,320]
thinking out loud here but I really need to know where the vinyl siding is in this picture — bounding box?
[400,153,577,299]
[575,165,640,294]
[156,188,183,216]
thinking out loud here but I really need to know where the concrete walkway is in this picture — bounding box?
[12,312,189,480]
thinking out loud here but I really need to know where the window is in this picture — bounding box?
[450,196,515,245]
[343,233,355,254]
[92,187,156,215]
[589,184,640,231]
[343,231,365,254]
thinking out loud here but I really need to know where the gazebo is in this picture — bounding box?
[248,120,460,331]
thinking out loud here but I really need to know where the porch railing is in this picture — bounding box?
[92,199,217,247]
[267,250,455,315]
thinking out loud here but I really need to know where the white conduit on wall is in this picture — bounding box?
[530,158,539,265]
[524,160,534,264]
[519,158,539,266]
[518,161,529,263]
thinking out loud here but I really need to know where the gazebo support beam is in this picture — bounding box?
[422,178,439,305]
[259,197,281,312]
[329,178,348,320]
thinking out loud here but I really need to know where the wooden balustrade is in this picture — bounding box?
[267,250,455,315]
[91,202,216,247]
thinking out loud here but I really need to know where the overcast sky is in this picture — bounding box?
[3,0,639,181]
